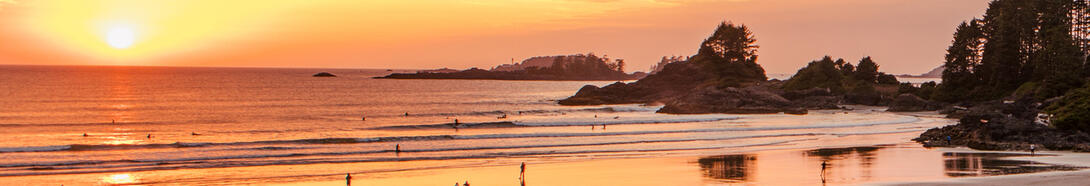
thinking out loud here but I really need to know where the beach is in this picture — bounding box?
[0,66,1084,185]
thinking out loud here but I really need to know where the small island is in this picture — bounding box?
[313,72,337,77]
[375,53,647,81]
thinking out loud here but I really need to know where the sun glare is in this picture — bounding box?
[106,27,135,49]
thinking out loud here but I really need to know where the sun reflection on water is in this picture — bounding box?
[101,173,138,184]
[102,135,141,145]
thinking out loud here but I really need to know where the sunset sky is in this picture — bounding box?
[0,0,989,74]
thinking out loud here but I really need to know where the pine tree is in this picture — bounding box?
[854,57,880,83]
[936,20,985,102]
[692,22,767,86]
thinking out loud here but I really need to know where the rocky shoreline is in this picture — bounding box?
[914,100,1090,152]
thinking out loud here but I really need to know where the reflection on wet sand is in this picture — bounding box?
[943,152,1082,177]
[697,154,755,182]
[697,145,1084,185]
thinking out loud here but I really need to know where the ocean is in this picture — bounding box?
[0,65,955,185]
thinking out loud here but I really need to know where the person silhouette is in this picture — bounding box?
[396,144,401,153]
[83,133,88,137]
[346,173,352,185]
[520,162,526,179]
[820,161,828,182]
[147,134,152,138]
[1030,144,1037,155]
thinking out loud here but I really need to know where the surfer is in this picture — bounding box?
[147,134,152,138]
[396,144,401,153]
[404,112,410,117]
[1030,144,1037,155]
[83,133,88,137]
[191,132,200,136]
[346,173,352,185]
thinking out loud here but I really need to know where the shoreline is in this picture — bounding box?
[269,143,1089,186]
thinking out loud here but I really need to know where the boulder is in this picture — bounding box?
[657,86,807,114]
[888,93,941,112]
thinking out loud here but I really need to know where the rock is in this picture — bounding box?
[558,83,653,105]
[914,102,1090,152]
[657,86,807,114]
[782,88,841,109]
[888,93,942,112]
[845,91,885,106]
[559,61,711,106]
[313,72,337,77]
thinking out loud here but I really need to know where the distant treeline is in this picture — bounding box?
[377,53,645,81]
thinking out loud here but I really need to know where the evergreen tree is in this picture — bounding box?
[854,57,880,83]
[936,20,985,102]
[1031,0,1086,98]
[692,22,767,86]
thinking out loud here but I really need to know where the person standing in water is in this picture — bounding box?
[396,144,401,153]
[1030,144,1037,155]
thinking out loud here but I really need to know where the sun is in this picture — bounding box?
[106,27,136,49]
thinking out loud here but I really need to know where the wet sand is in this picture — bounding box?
[271,144,1085,186]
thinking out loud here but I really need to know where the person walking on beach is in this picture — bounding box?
[820,160,828,182]
[1030,144,1037,155]
[520,162,526,180]
[345,173,352,185]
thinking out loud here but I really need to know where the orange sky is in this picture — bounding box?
[0,0,989,74]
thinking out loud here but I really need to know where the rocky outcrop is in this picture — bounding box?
[557,83,654,105]
[914,100,1090,152]
[782,88,842,109]
[888,93,943,112]
[558,61,712,106]
[657,86,807,114]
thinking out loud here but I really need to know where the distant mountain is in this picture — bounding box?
[897,65,943,78]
